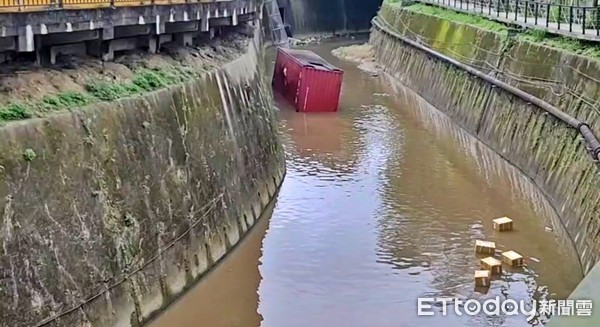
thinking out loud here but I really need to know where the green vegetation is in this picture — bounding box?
[22,148,36,162]
[392,3,600,59]
[401,3,508,34]
[0,66,198,124]
[519,29,600,59]
[0,104,32,121]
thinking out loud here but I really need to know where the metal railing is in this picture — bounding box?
[0,0,219,12]
[419,0,600,37]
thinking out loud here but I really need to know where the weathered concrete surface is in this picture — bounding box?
[371,3,600,275]
[0,1,256,63]
[0,22,284,327]
[280,0,381,36]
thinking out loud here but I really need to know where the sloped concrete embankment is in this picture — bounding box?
[0,24,285,327]
[371,3,600,274]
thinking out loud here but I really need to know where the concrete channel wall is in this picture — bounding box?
[371,3,600,274]
[0,21,284,327]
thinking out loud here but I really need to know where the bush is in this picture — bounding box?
[0,103,32,121]
[86,83,138,101]
[41,91,91,111]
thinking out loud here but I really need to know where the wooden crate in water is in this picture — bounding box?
[475,240,495,255]
[480,257,502,275]
[474,270,491,287]
[493,216,513,231]
[502,250,523,267]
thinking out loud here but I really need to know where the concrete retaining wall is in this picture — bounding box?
[0,22,284,327]
[371,3,600,274]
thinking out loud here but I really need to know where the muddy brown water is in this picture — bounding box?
[148,40,582,327]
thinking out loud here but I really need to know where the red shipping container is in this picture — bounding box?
[272,47,343,112]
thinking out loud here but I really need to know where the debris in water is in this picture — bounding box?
[529,257,541,263]
[545,226,553,232]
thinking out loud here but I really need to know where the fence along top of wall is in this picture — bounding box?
[417,0,600,41]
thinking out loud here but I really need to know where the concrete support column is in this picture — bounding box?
[201,12,210,32]
[209,27,215,40]
[232,8,238,26]
[34,35,43,66]
[102,42,114,62]
[174,32,194,47]
[17,25,35,52]
[155,15,166,35]
[87,39,113,62]
[148,35,158,54]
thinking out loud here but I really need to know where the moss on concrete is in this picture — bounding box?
[371,5,600,275]
[0,26,285,327]
[401,3,509,35]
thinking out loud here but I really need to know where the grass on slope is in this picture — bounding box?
[388,2,600,59]
[518,29,600,59]
[0,67,195,123]
[401,3,508,34]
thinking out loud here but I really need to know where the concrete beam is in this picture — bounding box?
[165,21,199,34]
[209,17,232,27]
[114,25,151,39]
[0,1,255,37]
[42,30,100,46]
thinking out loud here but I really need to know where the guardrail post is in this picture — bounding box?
[515,0,519,20]
[558,5,562,29]
[488,0,491,15]
[597,7,599,36]
[546,4,550,28]
[583,7,586,35]
[506,0,509,18]
[535,2,538,25]
[569,6,573,32]
[497,0,500,16]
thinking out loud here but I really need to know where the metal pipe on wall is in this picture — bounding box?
[371,17,600,161]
